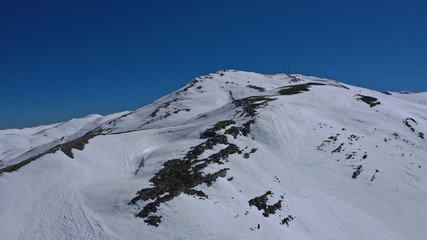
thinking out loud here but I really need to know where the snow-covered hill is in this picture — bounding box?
[1,70,426,240]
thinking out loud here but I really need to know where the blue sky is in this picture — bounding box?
[1,0,426,129]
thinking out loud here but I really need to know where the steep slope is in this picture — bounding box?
[0,70,426,240]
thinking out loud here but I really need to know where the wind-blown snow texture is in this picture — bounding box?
[1,70,426,240]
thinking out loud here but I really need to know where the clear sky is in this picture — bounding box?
[1,0,426,129]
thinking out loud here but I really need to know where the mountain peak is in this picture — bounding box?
[1,71,426,240]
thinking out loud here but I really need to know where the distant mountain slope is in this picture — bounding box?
[0,70,426,240]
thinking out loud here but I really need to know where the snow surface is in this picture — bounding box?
[0,70,426,240]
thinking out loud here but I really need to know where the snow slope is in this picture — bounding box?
[0,70,426,240]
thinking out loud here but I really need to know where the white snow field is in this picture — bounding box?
[0,70,426,240]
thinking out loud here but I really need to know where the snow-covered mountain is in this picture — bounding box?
[1,70,426,240]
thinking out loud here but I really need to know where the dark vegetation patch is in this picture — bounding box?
[246,85,266,92]
[248,191,282,217]
[277,82,325,96]
[356,94,381,107]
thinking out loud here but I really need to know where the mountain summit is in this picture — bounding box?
[1,70,426,240]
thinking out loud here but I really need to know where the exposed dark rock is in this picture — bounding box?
[181,79,199,92]
[403,118,417,132]
[201,120,235,139]
[242,120,256,135]
[172,109,190,114]
[332,143,344,153]
[362,153,368,159]
[370,169,379,182]
[131,119,244,226]
[287,74,302,83]
[233,96,276,118]
[356,94,381,107]
[224,126,240,139]
[277,82,325,95]
[144,215,162,227]
[0,145,60,174]
[248,191,282,217]
[281,215,294,226]
[60,129,102,158]
[0,128,104,174]
[246,85,266,92]
[149,101,172,118]
[352,165,363,179]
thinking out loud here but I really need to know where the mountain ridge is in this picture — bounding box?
[0,70,426,240]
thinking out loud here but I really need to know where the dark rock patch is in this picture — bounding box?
[131,120,245,226]
[277,82,325,96]
[172,109,190,114]
[149,101,172,118]
[0,128,104,174]
[332,143,344,153]
[144,215,162,227]
[233,96,276,118]
[248,191,282,217]
[224,126,240,139]
[60,129,102,158]
[287,74,302,83]
[352,165,363,179]
[356,94,381,107]
[246,85,266,92]
[370,169,379,182]
[201,120,235,139]
[281,215,294,226]
[0,145,60,174]
[403,118,417,132]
